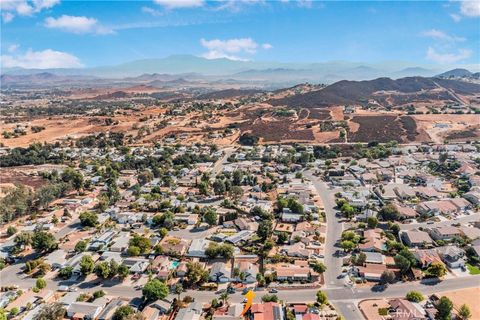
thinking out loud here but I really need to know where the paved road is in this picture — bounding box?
[55,218,81,240]
[399,213,480,230]
[304,170,344,288]
[304,170,359,317]
[212,147,236,175]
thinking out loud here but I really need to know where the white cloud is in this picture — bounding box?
[460,0,480,17]
[450,13,462,22]
[141,6,163,16]
[44,15,113,34]
[1,48,83,69]
[8,44,19,53]
[426,47,472,64]
[200,38,257,60]
[153,0,204,9]
[297,0,313,8]
[421,29,465,42]
[32,0,60,10]
[2,12,14,23]
[0,0,60,23]
[200,37,272,60]
[262,43,273,49]
[214,0,265,12]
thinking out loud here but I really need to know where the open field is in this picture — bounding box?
[440,288,480,319]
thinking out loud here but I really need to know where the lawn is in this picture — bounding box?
[466,263,480,275]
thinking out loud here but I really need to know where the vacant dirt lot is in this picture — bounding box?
[413,114,480,143]
[358,299,390,320]
[440,287,480,319]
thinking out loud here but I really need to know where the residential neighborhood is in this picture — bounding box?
[1,140,479,320]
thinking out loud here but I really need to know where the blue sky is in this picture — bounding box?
[1,0,479,69]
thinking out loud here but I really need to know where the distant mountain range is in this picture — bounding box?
[3,54,479,86]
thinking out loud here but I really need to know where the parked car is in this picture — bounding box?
[269,288,278,293]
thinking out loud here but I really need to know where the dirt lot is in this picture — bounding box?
[440,287,480,319]
[412,114,480,144]
[358,299,390,320]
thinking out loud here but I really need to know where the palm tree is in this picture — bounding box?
[174,283,183,300]
[220,291,229,306]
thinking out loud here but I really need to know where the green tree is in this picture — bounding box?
[36,278,47,289]
[257,219,273,241]
[311,261,327,274]
[340,240,356,252]
[79,212,98,227]
[203,208,218,226]
[394,254,411,275]
[379,204,400,221]
[340,203,355,219]
[220,291,229,306]
[186,261,209,285]
[213,179,226,195]
[33,302,66,320]
[341,231,360,243]
[367,216,378,229]
[32,231,57,253]
[129,234,152,254]
[117,264,129,280]
[14,232,32,248]
[6,226,17,236]
[61,168,84,191]
[316,290,328,305]
[229,186,244,200]
[112,305,138,320]
[79,255,95,275]
[75,240,88,253]
[435,296,453,320]
[232,170,243,185]
[458,304,472,320]
[95,261,111,279]
[380,270,395,285]
[427,262,447,278]
[198,181,209,195]
[354,252,367,266]
[277,232,288,244]
[10,308,19,316]
[174,283,183,299]
[58,266,73,279]
[93,290,105,300]
[261,294,279,302]
[138,170,153,186]
[142,279,169,302]
[127,246,141,256]
[406,291,424,302]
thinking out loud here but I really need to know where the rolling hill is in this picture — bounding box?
[268,76,480,108]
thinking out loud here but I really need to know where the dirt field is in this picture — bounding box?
[358,299,390,320]
[413,114,480,143]
[440,287,480,319]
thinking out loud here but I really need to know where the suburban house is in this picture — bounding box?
[428,226,462,241]
[250,302,284,320]
[389,298,426,320]
[187,239,211,258]
[234,261,258,284]
[401,230,433,248]
[413,249,443,268]
[437,246,465,268]
[44,249,68,270]
[209,262,231,283]
[355,263,388,281]
[359,229,385,252]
